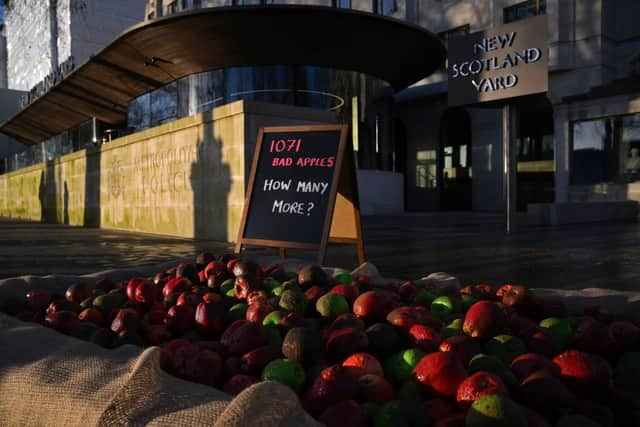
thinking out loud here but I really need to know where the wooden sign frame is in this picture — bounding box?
[235,124,365,265]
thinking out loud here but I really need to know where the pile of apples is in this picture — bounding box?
[4,252,640,427]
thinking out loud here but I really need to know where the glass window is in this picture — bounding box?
[570,115,640,185]
[332,0,351,8]
[438,25,470,48]
[618,115,640,182]
[504,0,546,23]
[128,93,151,132]
[438,25,470,69]
[150,82,178,126]
[165,1,178,14]
[374,0,396,16]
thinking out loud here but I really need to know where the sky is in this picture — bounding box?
[0,4,3,25]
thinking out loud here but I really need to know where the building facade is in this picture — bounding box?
[1,0,640,222]
[0,0,146,171]
[3,0,146,91]
[140,0,640,213]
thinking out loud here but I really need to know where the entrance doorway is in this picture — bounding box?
[440,108,472,210]
[516,98,554,210]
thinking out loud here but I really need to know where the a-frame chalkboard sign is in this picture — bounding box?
[235,124,365,265]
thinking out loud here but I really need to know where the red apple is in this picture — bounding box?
[387,305,441,334]
[553,350,613,397]
[309,365,359,413]
[609,320,640,352]
[195,300,226,337]
[328,284,360,306]
[245,301,275,323]
[47,299,80,314]
[144,309,167,325]
[65,283,93,304]
[26,290,52,311]
[456,371,508,409]
[423,399,456,424]
[159,338,192,372]
[523,329,560,358]
[78,307,104,326]
[519,370,576,416]
[233,275,260,300]
[510,353,560,381]
[353,291,396,324]
[175,290,200,308]
[240,345,281,376]
[357,374,394,403]
[145,324,172,346]
[463,301,506,339]
[220,319,268,356]
[162,277,191,299]
[45,310,79,335]
[164,304,195,335]
[413,352,467,398]
[318,400,369,427]
[408,324,442,353]
[439,335,482,365]
[572,317,616,358]
[134,280,157,305]
[110,308,140,334]
[342,352,384,378]
[326,328,368,363]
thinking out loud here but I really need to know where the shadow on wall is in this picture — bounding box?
[84,145,101,228]
[38,161,57,223]
[190,110,232,241]
[63,181,69,225]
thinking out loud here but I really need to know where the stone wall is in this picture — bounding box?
[0,100,334,241]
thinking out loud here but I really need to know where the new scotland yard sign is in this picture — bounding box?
[448,15,548,107]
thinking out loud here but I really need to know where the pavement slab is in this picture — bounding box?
[1,214,639,291]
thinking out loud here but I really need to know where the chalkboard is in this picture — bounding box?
[236,124,362,263]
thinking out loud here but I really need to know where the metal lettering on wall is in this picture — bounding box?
[19,57,75,109]
[448,15,548,107]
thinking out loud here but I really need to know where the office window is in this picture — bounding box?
[181,0,189,10]
[165,1,178,14]
[232,0,247,5]
[438,25,470,48]
[374,0,396,16]
[571,114,640,185]
[332,0,351,8]
[438,25,469,69]
[504,0,546,23]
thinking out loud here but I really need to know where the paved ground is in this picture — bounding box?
[1,214,639,291]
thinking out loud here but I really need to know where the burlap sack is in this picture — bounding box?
[0,267,324,427]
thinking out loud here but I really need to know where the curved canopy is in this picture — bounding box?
[1,5,446,144]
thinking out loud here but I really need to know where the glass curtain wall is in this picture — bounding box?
[1,66,397,176]
[127,65,396,172]
[0,119,101,174]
